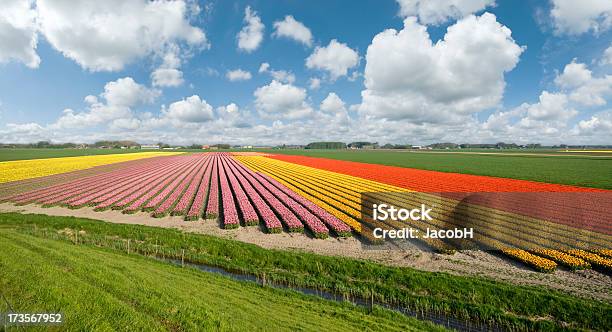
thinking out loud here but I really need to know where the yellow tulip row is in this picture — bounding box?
[565,249,612,273]
[530,248,591,270]
[501,248,557,273]
[0,152,181,183]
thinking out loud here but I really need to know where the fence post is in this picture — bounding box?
[127,239,130,254]
[181,249,185,267]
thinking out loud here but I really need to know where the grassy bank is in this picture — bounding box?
[0,229,444,331]
[0,213,609,331]
[265,149,612,189]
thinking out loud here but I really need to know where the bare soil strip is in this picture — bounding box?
[0,202,609,302]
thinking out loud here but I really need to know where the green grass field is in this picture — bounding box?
[267,149,612,189]
[0,230,444,331]
[1,213,609,331]
[0,148,159,162]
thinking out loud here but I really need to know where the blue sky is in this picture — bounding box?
[0,0,611,145]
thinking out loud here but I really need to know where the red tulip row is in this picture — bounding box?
[224,157,284,233]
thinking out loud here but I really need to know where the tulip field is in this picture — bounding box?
[1,151,611,274]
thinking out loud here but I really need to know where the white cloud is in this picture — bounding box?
[226,69,253,81]
[163,95,214,123]
[273,15,313,46]
[237,6,264,52]
[102,77,159,107]
[258,62,270,73]
[550,0,612,35]
[306,39,359,80]
[0,0,40,68]
[270,69,295,84]
[555,59,612,106]
[601,45,612,66]
[575,110,612,135]
[37,0,207,72]
[152,68,184,87]
[320,93,346,113]
[521,91,576,122]
[258,63,295,83]
[308,77,321,90]
[396,0,495,25]
[151,46,184,87]
[52,77,159,129]
[254,80,312,119]
[358,13,523,123]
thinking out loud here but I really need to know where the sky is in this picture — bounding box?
[0,0,611,146]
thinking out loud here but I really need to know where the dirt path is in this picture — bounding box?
[0,202,610,302]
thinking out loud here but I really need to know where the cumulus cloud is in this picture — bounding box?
[320,93,346,113]
[151,46,184,87]
[162,95,214,123]
[555,59,612,106]
[226,69,252,81]
[258,62,295,83]
[396,0,495,25]
[575,110,612,136]
[306,39,359,80]
[37,0,207,72]
[51,77,159,129]
[237,6,264,52]
[358,13,523,123]
[601,45,612,66]
[0,0,40,68]
[254,80,312,119]
[273,15,313,46]
[550,0,612,35]
[308,77,321,90]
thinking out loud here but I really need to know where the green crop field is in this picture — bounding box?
[0,148,161,162]
[266,149,612,189]
[1,213,609,331]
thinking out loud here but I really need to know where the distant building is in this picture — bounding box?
[141,144,160,150]
[411,145,423,150]
[202,145,210,149]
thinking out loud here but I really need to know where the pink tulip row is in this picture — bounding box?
[8,156,170,205]
[255,172,352,237]
[174,157,213,218]
[152,156,212,217]
[240,167,329,238]
[18,155,189,207]
[226,158,304,232]
[203,158,220,219]
[219,157,239,229]
[220,157,259,225]
[93,158,191,211]
[224,157,283,233]
[122,156,206,214]
[99,155,203,211]
[4,155,181,204]
[65,157,190,208]
[143,155,206,212]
